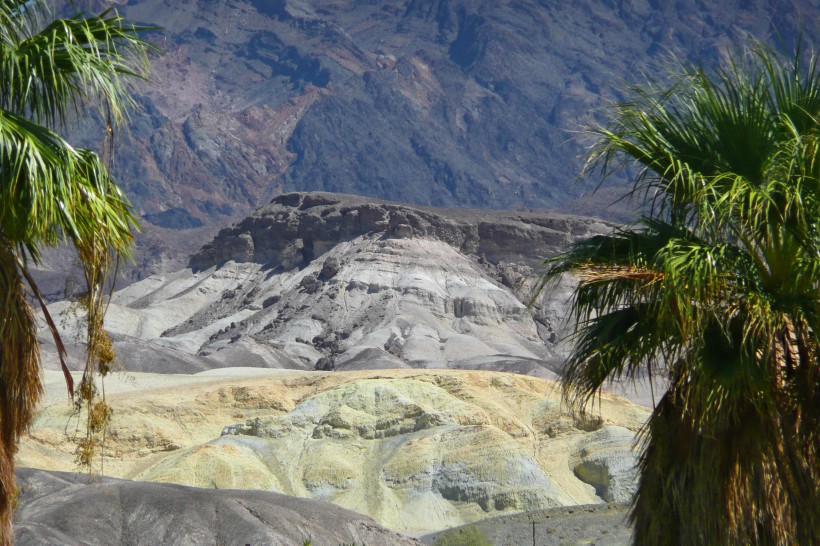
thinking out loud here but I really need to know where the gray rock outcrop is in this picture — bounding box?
[45,192,608,378]
[13,468,420,545]
[190,192,610,272]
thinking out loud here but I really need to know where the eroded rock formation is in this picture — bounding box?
[19,369,648,533]
[43,192,608,377]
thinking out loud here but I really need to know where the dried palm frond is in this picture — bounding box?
[0,242,42,544]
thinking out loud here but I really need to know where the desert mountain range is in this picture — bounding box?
[18,0,817,542]
[39,0,817,287]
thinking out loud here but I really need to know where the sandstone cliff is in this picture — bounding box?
[189,192,610,272]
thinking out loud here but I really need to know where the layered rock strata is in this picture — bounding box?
[44,192,607,377]
[19,369,648,533]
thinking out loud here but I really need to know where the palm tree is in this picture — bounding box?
[539,43,819,544]
[0,1,152,542]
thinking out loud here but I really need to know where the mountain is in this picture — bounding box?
[49,0,817,284]
[43,192,611,377]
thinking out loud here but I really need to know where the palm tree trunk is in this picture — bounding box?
[0,242,44,544]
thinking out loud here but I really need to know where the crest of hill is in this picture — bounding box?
[189,191,611,271]
[41,192,607,377]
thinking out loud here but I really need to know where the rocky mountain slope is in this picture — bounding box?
[44,192,610,376]
[48,0,817,284]
[14,467,421,545]
[24,193,654,537]
[19,368,649,534]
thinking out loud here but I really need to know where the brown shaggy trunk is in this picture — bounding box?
[631,377,816,545]
[0,445,13,546]
[0,243,44,544]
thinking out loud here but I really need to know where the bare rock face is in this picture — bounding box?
[189,192,610,272]
[13,467,421,546]
[19,369,650,534]
[45,192,606,377]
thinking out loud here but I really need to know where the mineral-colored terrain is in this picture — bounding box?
[19,368,649,534]
[16,0,812,542]
[23,192,657,539]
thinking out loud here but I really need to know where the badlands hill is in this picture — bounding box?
[44,192,611,378]
[23,192,655,538]
[19,368,649,535]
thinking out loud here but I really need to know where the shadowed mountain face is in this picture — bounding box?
[56,1,815,276]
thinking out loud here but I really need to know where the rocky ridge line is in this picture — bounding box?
[43,192,609,377]
[190,191,610,277]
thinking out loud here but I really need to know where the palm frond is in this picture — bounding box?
[0,3,156,128]
[0,108,137,256]
[538,41,820,544]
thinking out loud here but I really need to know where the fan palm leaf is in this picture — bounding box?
[540,42,819,544]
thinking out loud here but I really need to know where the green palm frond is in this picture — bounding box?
[538,41,820,544]
[0,109,136,255]
[562,303,671,408]
[0,1,46,41]
[0,1,155,127]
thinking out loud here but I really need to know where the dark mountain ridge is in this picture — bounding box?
[50,0,816,284]
[189,191,611,272]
